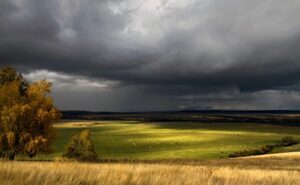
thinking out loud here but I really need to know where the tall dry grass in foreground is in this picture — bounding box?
[0,158,299,185]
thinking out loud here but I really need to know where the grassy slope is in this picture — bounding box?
[26,121,300,160]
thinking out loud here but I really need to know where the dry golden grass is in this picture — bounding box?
[0,153,300,185]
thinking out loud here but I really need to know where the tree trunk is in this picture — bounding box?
[8,151,15,160]
[28,152,35,158]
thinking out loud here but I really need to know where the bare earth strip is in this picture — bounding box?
[243,151,300,159]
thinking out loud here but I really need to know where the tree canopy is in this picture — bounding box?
[0,66,60,159]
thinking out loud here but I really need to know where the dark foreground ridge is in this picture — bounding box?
[62,110,300,126]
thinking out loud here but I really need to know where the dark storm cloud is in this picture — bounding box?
[1,0,300,110]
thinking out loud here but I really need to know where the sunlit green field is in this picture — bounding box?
[25,121,300,160]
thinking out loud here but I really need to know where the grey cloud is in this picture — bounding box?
[1,0,300,110]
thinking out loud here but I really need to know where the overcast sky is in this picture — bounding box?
[1,0,300,111]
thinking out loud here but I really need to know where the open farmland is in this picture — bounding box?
[20,121,300,161]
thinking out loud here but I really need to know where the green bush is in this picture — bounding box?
[229,144,275,158]
[63,130,98,162]
[281,136,297,146]
[261,144,275,153]
[229,136,298,158]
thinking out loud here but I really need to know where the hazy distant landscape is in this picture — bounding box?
[63,110,300,126]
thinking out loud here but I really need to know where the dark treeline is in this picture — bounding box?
[62,110,300,127]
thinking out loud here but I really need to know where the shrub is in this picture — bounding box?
[229,144,275,158]
[260,144,275,153]
[63,130,98,162]
[229,136,298,158]
[280,136,297,146]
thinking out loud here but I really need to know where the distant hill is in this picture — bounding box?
[61,110,300,126]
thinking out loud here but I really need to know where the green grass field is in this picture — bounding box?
[23,121,300,160]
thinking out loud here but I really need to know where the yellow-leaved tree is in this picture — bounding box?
[0,66,60,160]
